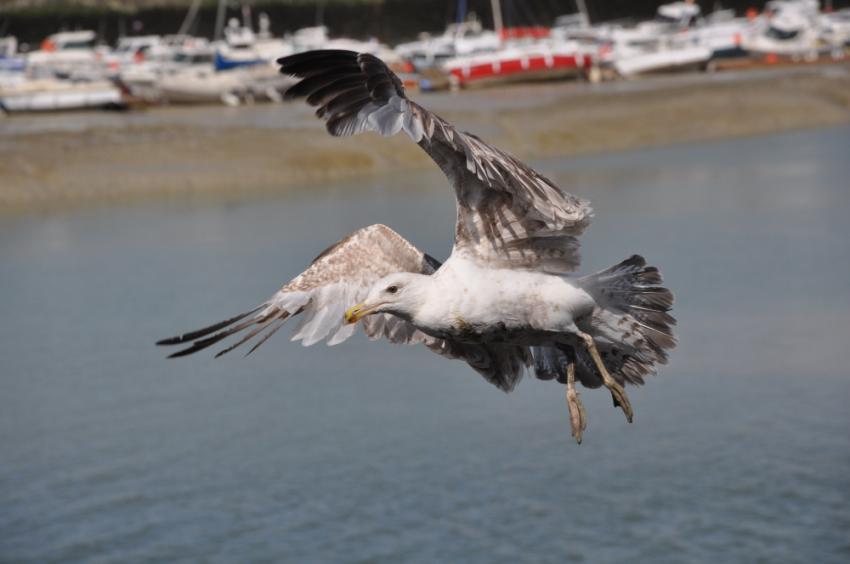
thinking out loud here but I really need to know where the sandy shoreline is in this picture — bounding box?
[2,63,849,214]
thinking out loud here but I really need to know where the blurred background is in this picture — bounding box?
[1,1,849,563]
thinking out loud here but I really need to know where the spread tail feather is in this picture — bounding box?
[577,255,677,386]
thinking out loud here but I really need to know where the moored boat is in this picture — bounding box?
[441,29,591,88]
[742,0,822,60]
[395,19,500,70]
[158,62,293,106]
[611,34,712,77]
[0,77,123,112]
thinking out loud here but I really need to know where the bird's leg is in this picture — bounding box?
[565,361,587,444]
[578,331,634,423]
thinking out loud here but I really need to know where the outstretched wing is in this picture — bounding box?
[157,223,530,392]
[278,50,593,273]
[157,224,436,356]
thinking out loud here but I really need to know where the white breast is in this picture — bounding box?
[419,256,594,336]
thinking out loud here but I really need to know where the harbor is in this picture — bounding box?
[1,1,849,113]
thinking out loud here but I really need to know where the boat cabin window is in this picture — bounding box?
[59,40,95,50]
[766,26,800,40]
[174,53,214,64]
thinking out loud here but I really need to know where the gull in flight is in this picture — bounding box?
[157,50,676,443]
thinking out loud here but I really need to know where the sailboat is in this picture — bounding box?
[438,0,591,87]
[0,33,125,112]
[153,1,295,105]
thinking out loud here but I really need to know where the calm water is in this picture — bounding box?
[1,126,849,563]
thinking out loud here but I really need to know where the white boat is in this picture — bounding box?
[0,77,123,112]
[119,8,294,106]
[819,8,850,55]
[742,0,822,59]
[577,2,749,65]
[611,33,712,77]
[686,9,752,59]
[102,35,164,74]
[26,30,109,80]
[158,62,294,106]
[395,19,501,69]
[157,13,296,106]
[654,3,753,60]
[118,39,214,102]
[560,4,714,78]
[215,18,293,70]
[290,26,397,62]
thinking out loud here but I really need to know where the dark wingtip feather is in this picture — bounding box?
[167,347,200,359]
[163,318,256,358]
[244,315,289,357]
[212,313,282,359]
[156,306,263,347]
[161,306,290,360]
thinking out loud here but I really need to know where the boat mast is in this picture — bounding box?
[177,0,202,36]
[456,0,467,25]
[575,0,590,24]
[490,0,503,36]
[214,0,228,41]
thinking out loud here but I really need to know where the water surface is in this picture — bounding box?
[1,126,849,563]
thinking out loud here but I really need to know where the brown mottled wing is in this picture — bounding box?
[278,50,593,273]
[156,224,436,357]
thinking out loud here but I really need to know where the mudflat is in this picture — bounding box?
[2,63,849,213]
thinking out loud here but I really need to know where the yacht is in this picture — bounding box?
[742,0,821,59]
[610,33,712,77]
[0,77,123,112]
[157,61,292,106]
[440,31,591,88]
[687,9,752,59]
[395,19,500,70]
[118,38,214,102]
[26,30,109,79]
[215,17,292,70]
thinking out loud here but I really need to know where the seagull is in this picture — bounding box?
[157,50,676,443]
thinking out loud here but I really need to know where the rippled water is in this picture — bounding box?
[1,126,849,563]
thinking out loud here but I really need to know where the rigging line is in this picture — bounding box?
[177,0,202,37]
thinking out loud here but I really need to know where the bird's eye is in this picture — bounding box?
[386,285,398,294]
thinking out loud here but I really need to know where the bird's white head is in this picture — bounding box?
[343,272,429,324]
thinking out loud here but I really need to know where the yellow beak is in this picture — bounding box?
[344,302,375,324]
